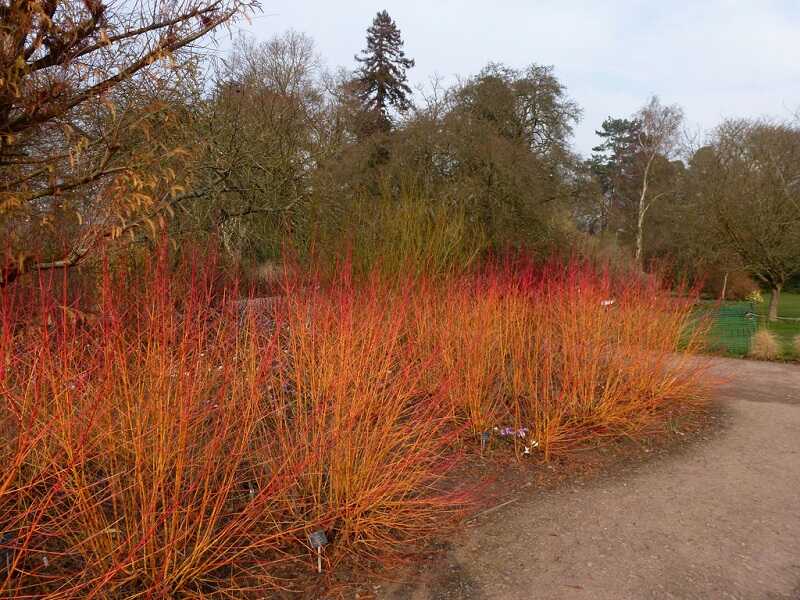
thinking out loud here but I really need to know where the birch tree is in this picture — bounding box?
[632,96,683,268]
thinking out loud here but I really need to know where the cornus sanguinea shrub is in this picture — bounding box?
[0,256,307,597]
[414,260,710,458]
[0,252,709,596]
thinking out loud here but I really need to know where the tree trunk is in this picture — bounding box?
[768,284,782,322]
[634,197,646,270]
[721,272,728,301]
[635,154,654,271]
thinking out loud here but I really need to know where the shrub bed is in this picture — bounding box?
[0,254,709,596]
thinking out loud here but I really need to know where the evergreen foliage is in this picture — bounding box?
[354,10,415,132]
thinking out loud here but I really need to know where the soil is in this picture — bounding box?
[365,356,800,600]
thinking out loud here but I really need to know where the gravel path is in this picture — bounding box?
[381,357,800,600]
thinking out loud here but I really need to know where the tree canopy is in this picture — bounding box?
[691,119,800,318]
[0,0,255,285]
[2,11,798,313]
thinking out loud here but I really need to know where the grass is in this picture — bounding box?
[702,292,800,359]
[761,292,800,358]
[749,329,781,360]
[0,253,711,597]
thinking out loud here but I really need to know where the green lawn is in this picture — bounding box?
[761,292,800,358]
[701,292,800,360]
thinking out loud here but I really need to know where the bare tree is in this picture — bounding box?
[632,95,684,268]
[169,31,329,261]
[0,0,256,286]
[696,119,800,320]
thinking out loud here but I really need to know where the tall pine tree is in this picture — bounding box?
[589,118,642,234]
[355,10,415,133]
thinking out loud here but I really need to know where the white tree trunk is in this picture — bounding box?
[635,154,654,270]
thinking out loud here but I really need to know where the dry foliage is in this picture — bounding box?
[0,0,255,286]
[749,329,781,360]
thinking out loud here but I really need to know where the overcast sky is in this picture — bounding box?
[236,1,800,156]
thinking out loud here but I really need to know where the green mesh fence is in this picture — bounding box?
[706,302,758,355]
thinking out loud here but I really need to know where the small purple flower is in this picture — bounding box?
[498,426,530,438]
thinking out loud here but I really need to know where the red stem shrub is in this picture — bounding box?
[0,253,709,596]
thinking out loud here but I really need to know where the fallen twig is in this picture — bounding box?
[466,498,518,523]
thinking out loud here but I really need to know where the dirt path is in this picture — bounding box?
[380,357,800,600]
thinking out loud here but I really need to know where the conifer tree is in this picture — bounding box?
[354,10,415,132]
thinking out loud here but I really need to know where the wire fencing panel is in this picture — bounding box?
[706,302,758,355]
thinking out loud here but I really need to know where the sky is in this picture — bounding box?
[233,1,800,156]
